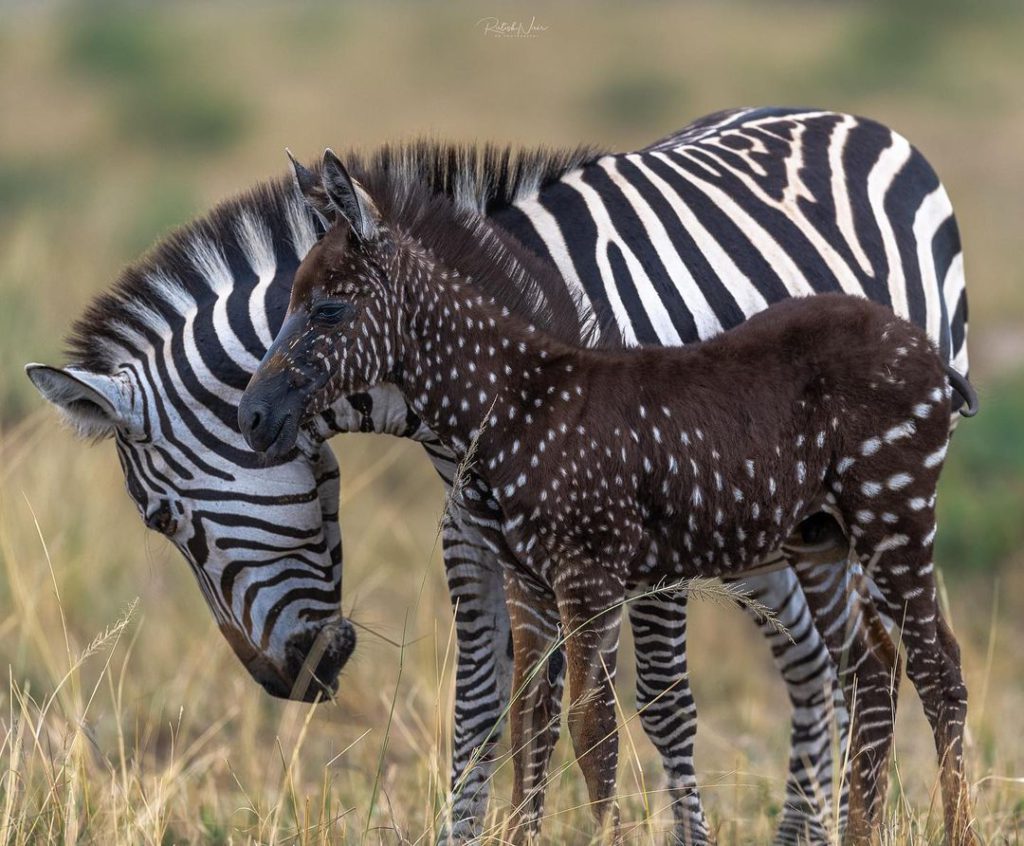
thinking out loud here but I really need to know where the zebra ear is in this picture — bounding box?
[25,364,137,439]
[320,149,379,242]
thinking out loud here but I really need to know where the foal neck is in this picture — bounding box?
[395,246,579,466]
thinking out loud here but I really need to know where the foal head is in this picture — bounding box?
[240,151,405,460]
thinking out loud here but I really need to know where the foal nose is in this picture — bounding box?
[238,395,268,444]
[238,389,292,455]
[239,368,304,457]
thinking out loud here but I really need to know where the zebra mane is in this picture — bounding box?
[353,165,618,349]
[66,178,316,374]
[342,139,604,216]
[67,140,609,373]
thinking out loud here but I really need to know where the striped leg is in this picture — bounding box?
[836,413,976,844]
[441,518,516,842]
[790,557,901,844]
[505,573,563,843]
[628,593,711,845]
[730,565,851,845]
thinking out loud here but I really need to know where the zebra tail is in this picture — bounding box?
[945,365,979,417]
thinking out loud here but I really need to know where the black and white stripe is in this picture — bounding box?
[28,107,968,844]
[27,188,352,697]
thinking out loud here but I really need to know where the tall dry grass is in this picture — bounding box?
[3,2,1024,843]
[3,411,1024,843]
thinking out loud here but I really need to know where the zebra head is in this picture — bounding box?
[20,165,384,703]
[26,361,355,702]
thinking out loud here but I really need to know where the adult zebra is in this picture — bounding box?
[25,108,968,844]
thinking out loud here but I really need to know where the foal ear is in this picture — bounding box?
[287,148,333,231]
[320,149,379,242]
[25,364,137,439]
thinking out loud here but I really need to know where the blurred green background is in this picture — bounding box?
[1,3,1023,842]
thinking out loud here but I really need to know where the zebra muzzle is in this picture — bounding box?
[281,617,357,703]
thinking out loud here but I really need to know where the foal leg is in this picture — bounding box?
[505,574,563,843]
[932,617,975,844]
[861,513,976,845]
[554,566,626,841]
[628,591,713,845]
[791,556,900,844]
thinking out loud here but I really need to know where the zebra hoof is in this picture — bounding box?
[438,819,482,845]
[669,821,714,846]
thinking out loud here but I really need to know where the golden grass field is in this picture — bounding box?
[2,3,1024,843]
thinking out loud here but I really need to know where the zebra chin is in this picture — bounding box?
[224,618,356,703]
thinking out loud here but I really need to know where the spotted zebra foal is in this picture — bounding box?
[239,154,979,844]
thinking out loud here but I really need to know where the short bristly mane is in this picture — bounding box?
[343,140,603,216]
[66,140,608,374]
[65,180,319,375]
[351,166,617,349]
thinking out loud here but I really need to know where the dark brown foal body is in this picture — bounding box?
[242,156,978,845]
[447,294,973,844]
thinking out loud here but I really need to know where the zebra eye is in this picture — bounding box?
[145,501,177,536]
[312,302,352,324]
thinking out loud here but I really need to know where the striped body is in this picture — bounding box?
[28,108,967,844]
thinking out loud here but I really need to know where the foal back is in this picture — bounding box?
[514,294,950,582]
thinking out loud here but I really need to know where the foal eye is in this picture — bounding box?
[312,302,351,324]
[145,501,177,535]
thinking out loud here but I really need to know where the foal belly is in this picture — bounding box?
[638,495,822,581]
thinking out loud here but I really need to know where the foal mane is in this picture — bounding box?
[67,139,613,374]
